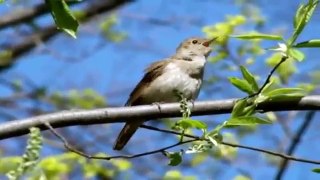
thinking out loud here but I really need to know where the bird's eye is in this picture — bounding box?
[192,40,198,44]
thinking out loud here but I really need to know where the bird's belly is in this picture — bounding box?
[143,71,201,103]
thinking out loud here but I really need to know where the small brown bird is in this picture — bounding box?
[113,37,215,150]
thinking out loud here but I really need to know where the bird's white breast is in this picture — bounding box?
[143,61,203,103]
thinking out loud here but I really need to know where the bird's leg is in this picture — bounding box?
[189,99,195,110]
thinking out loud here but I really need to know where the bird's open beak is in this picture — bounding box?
[202,37,218,47]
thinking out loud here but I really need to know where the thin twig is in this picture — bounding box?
[250,55,288,97]
[45,122,198,160]
[275,111,316,180]
[140,125,320,165]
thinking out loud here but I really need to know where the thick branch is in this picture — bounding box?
[0,95,320,140]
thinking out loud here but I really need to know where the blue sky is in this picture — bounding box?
[1,0,320,179]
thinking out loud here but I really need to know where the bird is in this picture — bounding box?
[113,37,216,150]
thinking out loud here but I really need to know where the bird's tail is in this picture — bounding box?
[113,121,143,150]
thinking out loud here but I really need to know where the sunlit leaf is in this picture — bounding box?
[294,4,306,29]
[289,0,319,45]
[231,32,283,40]
[294,39,320,48]
[240,66,259,92]
[229,77,254,94]
[207,122,227,138]
[176,118,207,130]
[288,48,305,61]
[46,0,79,38]
[112,159,132,171]
[231,99,248,118]
[227,116,272,126]
[233,174,252,180]
[265,88,306,97]
[163,170,182,179]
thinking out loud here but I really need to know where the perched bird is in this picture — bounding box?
[113,37,215,150]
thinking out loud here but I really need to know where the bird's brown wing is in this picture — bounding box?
[125,60,168,106]
[113,60,168,150]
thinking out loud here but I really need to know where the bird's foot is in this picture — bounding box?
[152,102,164,113]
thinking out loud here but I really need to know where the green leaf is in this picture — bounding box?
[231,32,283,40]
[207,122,227,138]
[289,0,319,45]
[46,0,79,38]
[294,39,320,48]
[176,118,207,130]
[165,152,182,166]
[227,116,272,126]
[163,170,182,179]
[265,88,306,97]
[233,175,252,180]
[229,77,255,95]
[261,79,275,94]
[294,4,306,29]
[288,48,305,61]
[312,168,320,173]
[240,66,259,92]
[232,99,248,118]
[6,128,42,179]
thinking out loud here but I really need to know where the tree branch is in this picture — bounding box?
[275,111,316,180]
[251,55,288,97]
[2,0,133,69]
[140,125,320,165]
[45,122,197,160]
[0,95,320,140]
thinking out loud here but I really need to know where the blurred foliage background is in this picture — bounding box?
[0,0,320,179]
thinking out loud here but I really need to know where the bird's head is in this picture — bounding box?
[176,37,216,57]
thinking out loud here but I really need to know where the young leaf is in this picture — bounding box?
[242,104,256,116]
[240,66,259,92]
[294,39,320,48]
[289,0,319,45]
[176,118,207,130]
[227,116,272,126]
[46,0,79,38]
[206,121,227,138]
[288,48,305,61]
[294,4,306,29]
[231,99,248,118]
[164,152,182,166]
[231,32,283,40]
[186,143,214,154]
[265,88,306,97]
[229,77,254,95]
[260,79,275,94]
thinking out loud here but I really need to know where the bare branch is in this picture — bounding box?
[275,111,316,180]
[0,95,320,140]
[45,122,197,160]
[141,125,320,165]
